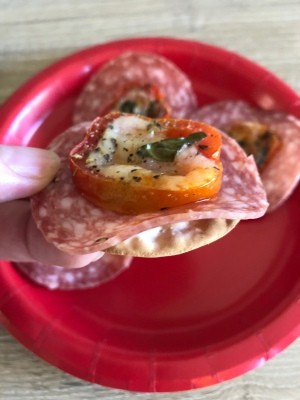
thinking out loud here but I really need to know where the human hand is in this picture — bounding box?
[0,145,103,268]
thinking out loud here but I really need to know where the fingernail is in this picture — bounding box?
[92,251,105,261]
[70,252,105,269]
[0,145,60,179]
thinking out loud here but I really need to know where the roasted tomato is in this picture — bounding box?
[69,112,223,214]
[103,82,170,118]
[226,121,281,172]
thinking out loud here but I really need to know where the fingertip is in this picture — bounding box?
[0,146,61,201]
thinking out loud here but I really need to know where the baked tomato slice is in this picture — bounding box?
[69,112,223,214]
[110,82,170,118]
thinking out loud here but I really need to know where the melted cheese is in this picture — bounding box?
[85,114,219,187]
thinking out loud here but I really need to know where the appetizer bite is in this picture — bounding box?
[190,100,300,211]
[73,52,197,123]
[69,113,223,214]
[31,114,268,259]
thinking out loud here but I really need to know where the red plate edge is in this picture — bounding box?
[0,37,300,392]
[1,260,300,392]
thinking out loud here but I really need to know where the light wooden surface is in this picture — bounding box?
[1,0,300,398]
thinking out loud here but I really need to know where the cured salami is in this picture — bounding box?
[31,120,268,256]
[15,254,132,290]
[73,52,197,123]
[190,100,300,211]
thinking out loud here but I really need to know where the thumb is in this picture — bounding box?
[0,145,60,202]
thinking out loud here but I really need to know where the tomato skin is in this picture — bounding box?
[161,119,222,159]
[69,113,223,215]
[70,163,222,214]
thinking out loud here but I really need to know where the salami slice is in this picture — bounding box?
[190,100,300,211]
[31,122,268,256]
[73,52,197,123]
[15,254,132,290]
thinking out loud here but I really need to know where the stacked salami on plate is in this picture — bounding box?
[16,52,300,290]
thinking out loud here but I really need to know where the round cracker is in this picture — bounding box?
[107,218,239,257]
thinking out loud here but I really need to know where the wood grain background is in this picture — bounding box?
[1,0,300,398]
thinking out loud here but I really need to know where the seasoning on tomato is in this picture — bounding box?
[226,121,281,172]
[69,112,223,214]
[105,82,170,118]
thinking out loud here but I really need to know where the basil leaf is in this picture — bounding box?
[136,131,207,162]
[137,138,185,162]
[119,100,137,113]
[185,131,207,144]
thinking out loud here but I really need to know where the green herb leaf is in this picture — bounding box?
[136,131,207,162]
[119,100,137,113]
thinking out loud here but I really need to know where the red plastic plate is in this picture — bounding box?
[0,37,300,392]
